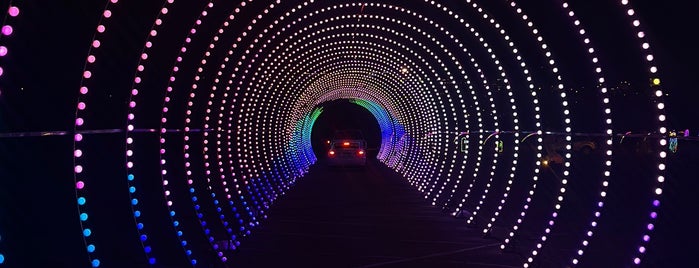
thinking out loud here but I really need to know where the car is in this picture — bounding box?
[326,139,367,167]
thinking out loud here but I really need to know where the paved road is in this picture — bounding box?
[229,160,522,268]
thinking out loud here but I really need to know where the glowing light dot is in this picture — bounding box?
[8,6,20,17]
[0,46,7,56]
[76,181,85,189]
[1,25,13,36]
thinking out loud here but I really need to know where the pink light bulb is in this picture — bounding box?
[1,25,13,36]
[8,6,20,17]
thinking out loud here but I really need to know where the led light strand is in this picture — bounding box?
[0,3,20,263]
[123,1,181,265]
[557,2,614,266]
[158,1,223,265]
[618,0,667,265]
[72,1,118,267]
[181,1,236,263]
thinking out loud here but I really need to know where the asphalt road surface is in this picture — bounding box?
[229,160,522,268]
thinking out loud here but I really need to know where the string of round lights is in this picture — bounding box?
[554,1,614,266]
[0,2,20,81]
[47,1,675,266]
[158,1,233,265]
[123,1,182,265]
[0,3,20,264]
[618,0,667,265]
[71,1,120,267]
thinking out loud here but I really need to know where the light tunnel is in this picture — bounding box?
[0,0,694,267]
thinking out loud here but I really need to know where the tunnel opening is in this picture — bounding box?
[311,99,382,160]
[311,99,382,159]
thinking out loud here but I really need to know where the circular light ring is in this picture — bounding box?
[497,1,549,251]
[317,88,404,161]
[266,9,494,197]
[291,43,425,132]
[71,1,119,267]
[258,5,532,225]
[270,40,438,180]
[348,98,397,159]
[181,1,263,262]
[553,2,614,266]
[278,56,428,175]
[617,0,666,265]
[498,0,575,255]
[426,1,543,236]
[198,2,269,238]
[193,1,274,260]
[252,6,446,187]
[372,6,499,208]
[123,1,181,265]
[273,33,432,169]
[64,1,672,267]
[237,7,454,188]
[0,2,20,263]
[399,1,522,225]
[159,1,240,265]
[206,2,306,236]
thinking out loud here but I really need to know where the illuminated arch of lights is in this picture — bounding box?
[60,0,670,267]
[0,2,20,266]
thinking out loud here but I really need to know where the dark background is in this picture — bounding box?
[0,1,697,267]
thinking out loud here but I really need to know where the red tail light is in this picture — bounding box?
[358,150,365,155]
[328,150,335,156]
[343,142,350,146]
